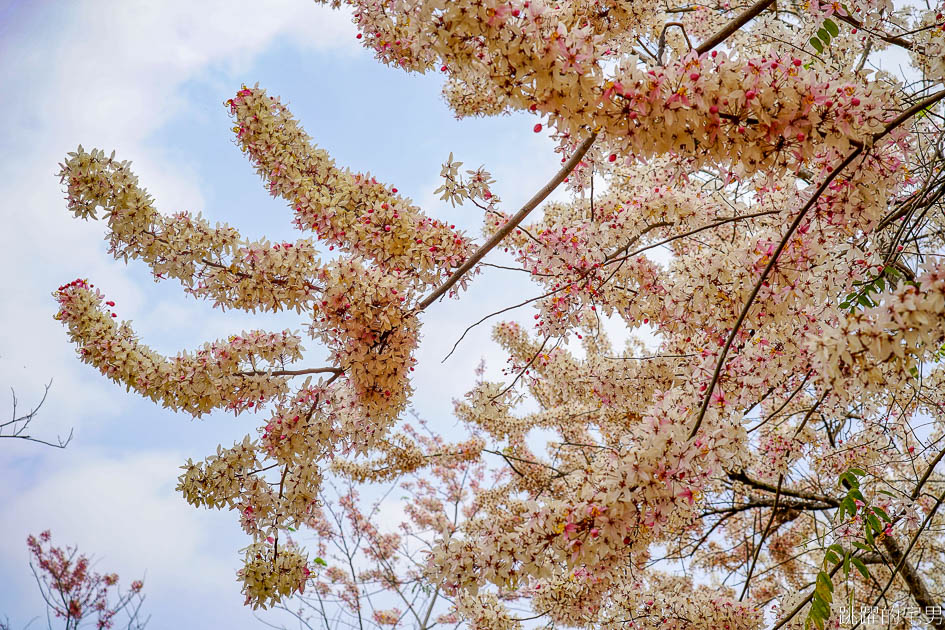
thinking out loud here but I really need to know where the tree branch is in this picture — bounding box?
[418,134,597,310]
[689,89,945,441]
[1,382,72,449]
[880,535,945,630]
[695,0,776,54]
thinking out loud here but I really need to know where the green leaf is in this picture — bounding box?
[877,489,896,497]
[864,524,875,547]
[843,552,851,579]
[811,595,830,620]
[858,294,873,307]
[810,37,825,53]
[867,514,882,534]
[874,506,891,523]
[824,18,840,37]
[837,502,847,522]
[825,550,839,566]
[849,468,866,477]
[817,28,832,44]
[815,575,834,606]
[851,557,870,579]
[852,541,871,551]
[314,557,328,567]
[839,302,850,309]
[809,596,823,617]
[842,497,857,518]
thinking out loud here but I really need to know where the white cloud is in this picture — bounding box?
[7,0,354,148]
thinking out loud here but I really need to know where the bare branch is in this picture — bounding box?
[1,382,71,449]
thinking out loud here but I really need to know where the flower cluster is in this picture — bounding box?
[329,0,898,178]
[371,609,402,626]
[430,389,749,595]
[26,531,146,630]
[238,541,311,609]
[58,148,324,312]
[811,262,945,396]
[228,86,474,288]
[54,279,301,416]
[311,259,419,424]
[909,7,945,83]
[434,153,502,212]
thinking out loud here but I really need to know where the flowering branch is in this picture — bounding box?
[690,88,945,441]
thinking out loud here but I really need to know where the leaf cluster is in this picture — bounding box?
[806,469,893,630]
[809,18,841,54]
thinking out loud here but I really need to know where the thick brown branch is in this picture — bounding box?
[418,134,596,310]
[695,0,776,54]
[701,497,834,517]
[727,471,840,506]
[834,13,916,51]
[880,535,945,630]
[237,367,343,377]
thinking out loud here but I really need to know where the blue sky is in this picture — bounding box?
[0,1,568,627]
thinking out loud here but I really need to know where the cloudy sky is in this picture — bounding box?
[0,1,570,627]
